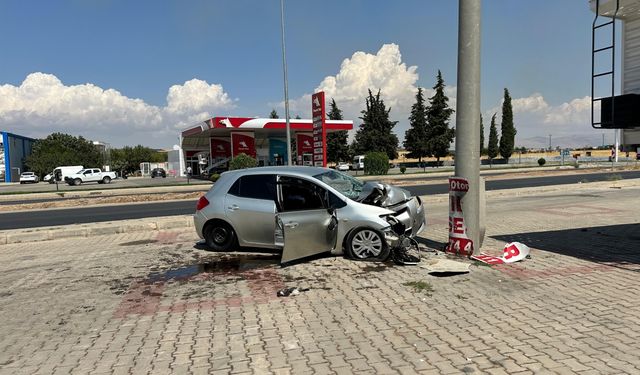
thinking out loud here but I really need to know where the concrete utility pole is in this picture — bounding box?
[455,0,482,254]
[280,0,292,166]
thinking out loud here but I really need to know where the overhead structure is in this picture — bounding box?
[590,0,640,152]
[180,116,352,176]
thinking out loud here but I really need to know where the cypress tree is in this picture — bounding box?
[353,89,399,160]
[326,99,350,163]
[488,113,499,164]
[425,70,455,166]
[269,109,279,119]
[499,88,516,161]
[404,88,429,163]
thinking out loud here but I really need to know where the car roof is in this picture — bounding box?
[223,166,331,179]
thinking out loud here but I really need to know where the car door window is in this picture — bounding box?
[278,176,326,212]
[93,169,100,173]
[228,175,276,201]
[83,170,91,175]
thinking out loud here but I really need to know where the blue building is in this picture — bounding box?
[1,131,36,183]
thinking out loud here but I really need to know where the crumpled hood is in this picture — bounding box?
[357,182,413,207]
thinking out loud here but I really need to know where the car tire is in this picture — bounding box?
[204,221,237,251]
[74,178,82,186]
[345,228,390,261]
[103,176,111,184]
[151,175,155,178]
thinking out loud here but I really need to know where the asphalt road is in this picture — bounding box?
[1,170,639,230]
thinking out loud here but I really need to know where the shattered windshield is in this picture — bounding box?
[313,170,365,200]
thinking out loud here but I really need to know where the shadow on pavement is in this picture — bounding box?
[193,241,282,254]
[415,237,447,252]
[493,223,640,272]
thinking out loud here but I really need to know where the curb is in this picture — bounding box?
[0,215,194,246]
[0,184,210,202]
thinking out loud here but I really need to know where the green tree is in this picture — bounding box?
[353,89,399,160]
[364,152,389,175]
[404,88,429,162]
[488,113,499,163]
[295,115,301,119]
[425,71,455,165]
[229,153,258,170]
[480,114,485,155]
[25,133,104,177]
[326,99,350,163]
[110,145,163,174]
[499,88,517,161]
[269,109,279,119]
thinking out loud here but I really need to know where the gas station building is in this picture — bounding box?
[179,116,353,175]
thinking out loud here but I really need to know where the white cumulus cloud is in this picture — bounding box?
[484,93,602,148]
[0,72,235,146]
[282,44,433,139]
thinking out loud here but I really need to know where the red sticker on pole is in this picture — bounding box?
[446,177,473,256]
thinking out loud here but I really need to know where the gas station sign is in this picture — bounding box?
[312,91,327,167]
[230,132,256,158]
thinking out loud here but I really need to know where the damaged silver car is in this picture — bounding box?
[194,167,425,265]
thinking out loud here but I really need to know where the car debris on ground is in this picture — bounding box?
[471,242,531,265]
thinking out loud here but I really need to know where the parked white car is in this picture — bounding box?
[19,172,39,184]
[337,162,350,172]
[65,168,117,186]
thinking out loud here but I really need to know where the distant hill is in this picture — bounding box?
[517,134,607,149]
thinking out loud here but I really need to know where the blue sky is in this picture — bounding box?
[0,0,614,148]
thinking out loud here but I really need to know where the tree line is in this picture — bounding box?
[25,132,167,177]
[270,71,517,166]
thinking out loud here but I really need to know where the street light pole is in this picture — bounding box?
[279,0,292,166]
[548,134,552,151]
[455,0,482,254]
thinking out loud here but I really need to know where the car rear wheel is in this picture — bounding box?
[204,221,237,251]
[345,228,390,261]
[103,176,111,184]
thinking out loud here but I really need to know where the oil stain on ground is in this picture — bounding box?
[146,254,281,283]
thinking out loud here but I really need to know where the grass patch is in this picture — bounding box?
[403,281,434,296]
[606,174,622,181]
[579,178,589,184]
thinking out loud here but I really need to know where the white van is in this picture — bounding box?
[352,155,365,170]
[44,166,84,183]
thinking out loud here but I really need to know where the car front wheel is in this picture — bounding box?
[74,178,82,186]
[345,228,390,261]
[204,221,237,251]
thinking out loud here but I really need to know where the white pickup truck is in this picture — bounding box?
[65,168,117,186]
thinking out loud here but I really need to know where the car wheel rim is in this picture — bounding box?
[351,230,382,258]
[212,227,228,244]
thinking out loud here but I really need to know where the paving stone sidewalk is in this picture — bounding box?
[0,184,639,374]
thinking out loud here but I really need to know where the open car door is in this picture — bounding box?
[277,209,338,266]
